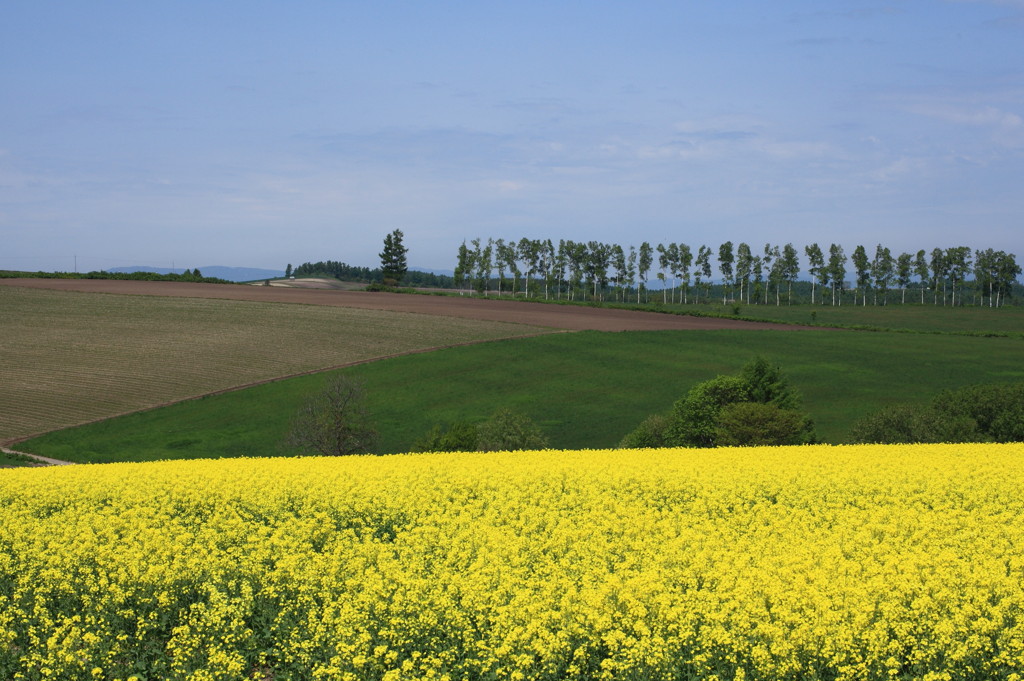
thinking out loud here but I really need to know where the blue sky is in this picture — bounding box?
[2,1,1023,274]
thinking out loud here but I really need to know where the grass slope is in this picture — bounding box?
[20,329,1024,463]
[607,298,1024,335]
[0,285,551,443]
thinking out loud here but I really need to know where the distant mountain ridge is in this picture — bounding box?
[109,266,285,282]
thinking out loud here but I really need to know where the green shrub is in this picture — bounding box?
[667,375,750,448]
[739,356,802,410]
[626,357,816,449]
[715,402,815,446]
[414,422,479,452]
[619,413,672,449]
[932,383,1024,440]
[849,404,978,444]
[476,408,549,452]
[417,409,548,453]
[851,382,1024,444]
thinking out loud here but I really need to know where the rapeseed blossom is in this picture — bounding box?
[1,444,1023,680]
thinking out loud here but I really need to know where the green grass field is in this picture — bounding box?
[0,285,551,443]
[19,328,1024,463]
[0,450,38,468]
[420,285,1024,335]
[607,297,1024,335]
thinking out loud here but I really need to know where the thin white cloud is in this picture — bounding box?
[755,140,835,159]
[902,101,1024,147]
[867,156,928,183]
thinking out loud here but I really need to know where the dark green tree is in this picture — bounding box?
[476,408,549,452]
[804,243,824,305]
[871,244,894,305]
[914,249,930,304]
[932,383,1024,441]
[718,241,735,304]
[656,243,670,303]
[930,247,947,304]
[896,252,913,304]
[848,405,976,445]
[379,229,409,284]
[944,246,972,306]
[715,402,814,447]
[735,243,753,304]
[739,356,801,410]
[676,243,693,304]
[849,382,1024,444]
[828,243,846,306]
[694,245,712,304]
[638,241,653,303]
[667,375,750,447]
[454,241,473,294]
[852,245,871,306]
[619,413,672,449]
[781,243,800,305]
[473,238,493,295]
[611,244,627,301]
[625,357,814,449]
[995,251,1022,306]
[414,421,479,452]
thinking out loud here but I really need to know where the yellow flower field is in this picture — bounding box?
[2,444,1023,680]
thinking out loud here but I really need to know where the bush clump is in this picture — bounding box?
[415,408,548,453]
[621,357,816,449]
[850,382,1024,444]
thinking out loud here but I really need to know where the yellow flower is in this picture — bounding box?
[1,443,1022,679]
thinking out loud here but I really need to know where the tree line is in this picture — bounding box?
[0,268,230,284]
[455,238,1022,307]
[291,260,456,289]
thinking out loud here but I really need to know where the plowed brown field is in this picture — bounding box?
[0,279,817,331]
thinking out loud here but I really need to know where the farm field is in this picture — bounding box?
[0,278,818,332]
[0,284,553,443]
[617,297,1024,335]
[1,444,1022,679]
[18,328,1024,462]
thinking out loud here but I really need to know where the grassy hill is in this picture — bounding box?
[637,298,1024,335]
[5,283,1023,463]
[18,328,1024,462]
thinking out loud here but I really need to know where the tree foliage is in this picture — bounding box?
[379,229,409,284]
[715,402,814,447]
[850,382,1024,444]
[667,375,750,448]
[848,405,976,445]
[413,421,479,453]
[292,260,454,288]
[476,408,550,452]
[293,236,1020,306]
[618,413,673,449]
[739,356,800,410]
[416,409,549,453]
[623,357,816,449]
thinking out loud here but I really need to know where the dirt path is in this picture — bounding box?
[0,279,824,331]
[1,445,72,466]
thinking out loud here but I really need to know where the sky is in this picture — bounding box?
[2,1,1023,275]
